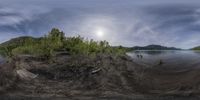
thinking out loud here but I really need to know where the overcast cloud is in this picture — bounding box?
[0,0,200,49]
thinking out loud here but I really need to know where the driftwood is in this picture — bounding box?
[16,69,38,80]
[91,68,101,74]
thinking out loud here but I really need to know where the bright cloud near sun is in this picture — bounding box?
[1,0,200,49]
[77,15,116,41]
[95,29,104,38]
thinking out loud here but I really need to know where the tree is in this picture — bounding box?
[48,28,65,42]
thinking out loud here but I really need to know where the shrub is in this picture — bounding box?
[1,28,127,59]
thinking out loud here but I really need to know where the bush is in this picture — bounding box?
[1,28,127,59]
[12,28,64,59]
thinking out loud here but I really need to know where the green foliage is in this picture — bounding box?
[192,46,200,50]
[0,28,127,60]
[0,36,40,58]
[63,36,125,55]
[12,29,64,60]
[1,47,14,58]
[48,28,65,42]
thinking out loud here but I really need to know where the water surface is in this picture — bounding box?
[127,50,200,71]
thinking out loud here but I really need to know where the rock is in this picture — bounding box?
[16,69,38,80]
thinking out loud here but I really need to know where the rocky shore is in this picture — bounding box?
[1,53,200,99]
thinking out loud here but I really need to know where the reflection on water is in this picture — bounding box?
[134,50,176,55]
[127,50,200,70]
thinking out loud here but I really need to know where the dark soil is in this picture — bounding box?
[0,53,200,99]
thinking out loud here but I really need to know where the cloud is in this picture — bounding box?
[0,32,24,43]
[0,6,52,35]
[0,0,200,49]
[135,4,200,48]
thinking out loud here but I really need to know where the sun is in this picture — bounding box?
[96,29,104,38]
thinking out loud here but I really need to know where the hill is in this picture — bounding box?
[0,36,40,47]
[130,44,181,50]
[0,36,41,56]
[191,46,200,50]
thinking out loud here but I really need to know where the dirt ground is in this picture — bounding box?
[1,54,200,100]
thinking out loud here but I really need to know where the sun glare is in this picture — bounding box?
[96,29,104,38]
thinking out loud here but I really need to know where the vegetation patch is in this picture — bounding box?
[0,28,127,61]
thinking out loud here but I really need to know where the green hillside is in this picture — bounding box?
[130,45,181,50]
[192,46,200,50]
[0,28,126,59]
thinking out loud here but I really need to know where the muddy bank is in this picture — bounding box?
[0,54,146,97]
[137,65,200,96]
[1,53,200,99]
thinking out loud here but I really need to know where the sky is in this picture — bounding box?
[0,0,200,49]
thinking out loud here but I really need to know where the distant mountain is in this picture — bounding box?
[130,45,181,50]
[0,36,38,55]
[191,46,200,50]
[0,36,181,51]
[0,36,40,48]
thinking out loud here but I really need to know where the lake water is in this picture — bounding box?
[127,50,200,71]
